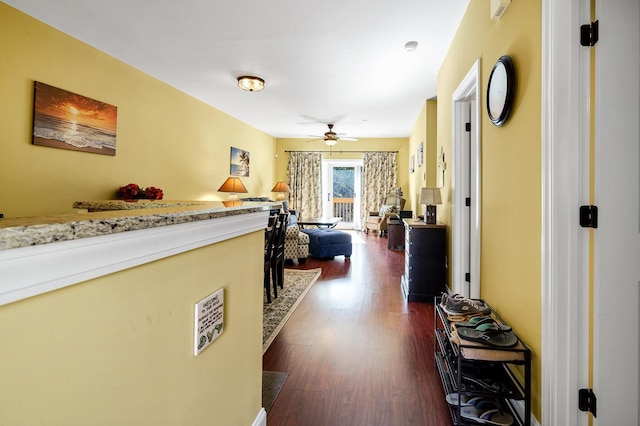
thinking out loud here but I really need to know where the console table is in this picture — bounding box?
[400,219,446,302]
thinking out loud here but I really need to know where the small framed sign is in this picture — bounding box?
[194,288,224,356]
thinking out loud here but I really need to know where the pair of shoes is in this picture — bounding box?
[445,393,499,408]
[460,403,514,426]
[455,316,512,331]
[441,293,491,316]
[457,322,518,348]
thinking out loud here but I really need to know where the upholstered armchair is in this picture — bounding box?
[364,192,406,236]
[284,210,309,263]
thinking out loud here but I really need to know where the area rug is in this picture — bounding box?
[263,268,322,354]
[262,371,289,413]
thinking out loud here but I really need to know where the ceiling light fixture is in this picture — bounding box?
[237,76,265,92]
[404,41,418,52]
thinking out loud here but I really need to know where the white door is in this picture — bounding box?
[451,61,481,298]
[593,1,640,424]
[321,160,362,229]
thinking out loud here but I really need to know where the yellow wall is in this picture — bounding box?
[437,0,542,418]
[407,100,438,215]
[0,3,268,424]
[0,231,265,426]
[0,3,275,219]
[275,137,410,207]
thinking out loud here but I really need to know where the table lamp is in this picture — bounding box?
[271,181,290,201]
[218,177,248,207]
[419,187,442,224]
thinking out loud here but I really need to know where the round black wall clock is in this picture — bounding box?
[486,55,515,126]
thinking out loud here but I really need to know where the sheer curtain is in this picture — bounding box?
[287,152,322,218]
[360,152,398,229]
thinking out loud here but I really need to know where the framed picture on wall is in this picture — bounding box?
[417,142,424,166]
[32,81,118,156]
[410,155,415,174]
[230,147,250,177]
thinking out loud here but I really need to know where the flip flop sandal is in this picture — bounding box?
[446,394,502,411]
[457,323,518,347]
[445,393,495,407]
[460,406,514,426]
[455,317,512,331]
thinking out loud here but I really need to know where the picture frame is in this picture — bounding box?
[417,142,424,166]
[32,81,117,155]
[230,147,250,177]
[410,155,415,174]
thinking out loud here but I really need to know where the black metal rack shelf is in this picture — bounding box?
[434,296,531,426]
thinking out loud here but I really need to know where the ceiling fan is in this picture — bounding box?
[307,124,358,146]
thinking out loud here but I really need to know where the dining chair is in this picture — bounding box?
[270,213,289,295]
[264,214,278,303]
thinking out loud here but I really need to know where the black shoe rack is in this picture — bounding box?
[434,296,531,426]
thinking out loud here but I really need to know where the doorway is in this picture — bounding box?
[451,60,481,298]
[321,159,363,229]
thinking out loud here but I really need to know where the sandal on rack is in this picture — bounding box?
[460,405,514,426]
[455,316,512,331]
[445,393,493,407]
[457,323,518,348]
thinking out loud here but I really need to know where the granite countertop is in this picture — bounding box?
[0,200,280,251]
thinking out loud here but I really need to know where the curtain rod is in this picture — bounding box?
[284,150,398,153]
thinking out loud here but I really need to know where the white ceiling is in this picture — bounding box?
[5,0,469,139]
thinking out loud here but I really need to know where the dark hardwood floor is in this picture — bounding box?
[263,231,452,425]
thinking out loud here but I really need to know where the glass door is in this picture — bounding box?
[322,160,362,229]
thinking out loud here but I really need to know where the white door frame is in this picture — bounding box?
[541,0,591,424]
[451,59,481,298]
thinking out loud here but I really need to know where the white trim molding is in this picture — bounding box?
[252,408,267,426]
[541,0,591,425]
[0,211,268,307]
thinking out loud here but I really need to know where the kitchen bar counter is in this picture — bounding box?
[0,200,279,307]
[0,200,280,251]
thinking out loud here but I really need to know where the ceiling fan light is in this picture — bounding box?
[325,139,338,147]
[237,76,265,92]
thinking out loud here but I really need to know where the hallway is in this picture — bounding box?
[263,231,451,425]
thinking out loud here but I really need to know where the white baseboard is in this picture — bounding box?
[252,408,267,426]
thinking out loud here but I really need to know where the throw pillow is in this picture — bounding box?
[288,212,298,227]
[379,204,396,216]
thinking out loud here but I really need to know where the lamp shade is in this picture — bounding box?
[218,177,248,194]
[419,187,442,205]
[271,181,290,193]
[271,181,290,201]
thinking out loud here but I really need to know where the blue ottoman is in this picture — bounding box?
[302,228,352,260]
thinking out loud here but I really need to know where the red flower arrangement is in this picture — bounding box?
[118,183,164,201]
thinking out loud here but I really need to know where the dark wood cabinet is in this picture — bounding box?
[387,217,405,250]
[400,219,446,302]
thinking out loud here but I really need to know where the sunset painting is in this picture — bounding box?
[32,82,117,155]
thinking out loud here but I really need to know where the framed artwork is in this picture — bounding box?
[417,142,424,166]
[230,147,250,177]
[410,155,415,174]
[32,81,117,155]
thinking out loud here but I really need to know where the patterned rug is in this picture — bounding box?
[263,268,322,354]
[262,371,289,413]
